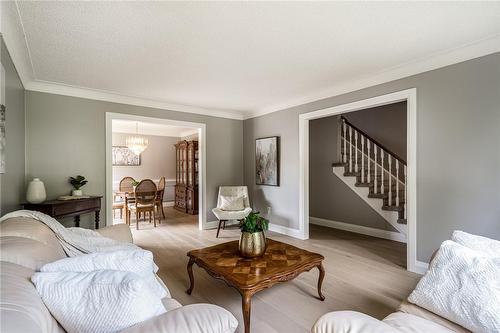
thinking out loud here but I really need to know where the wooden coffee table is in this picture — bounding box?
[186,238,325,333]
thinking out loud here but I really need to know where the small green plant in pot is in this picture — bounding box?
[69,175,88,196]
[239,211,269,258]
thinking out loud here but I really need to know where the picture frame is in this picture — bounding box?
[112,146,141,166]
[255,136,280,186]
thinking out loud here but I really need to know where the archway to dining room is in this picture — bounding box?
[105,113,206,232]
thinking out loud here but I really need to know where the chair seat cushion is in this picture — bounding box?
[128,203,154,209]
[219,195,245,211]
[212,207,252,220]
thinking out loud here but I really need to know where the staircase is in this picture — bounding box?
[332,116,407,235]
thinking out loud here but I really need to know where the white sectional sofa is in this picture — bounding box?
[0,216,238,333]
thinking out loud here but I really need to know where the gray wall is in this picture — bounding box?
[26,91,243,228]
[0,38,25,214]
[244,52,500,262]
[344,101,407,161]
[309,115,396,231]
[112,133,178,183]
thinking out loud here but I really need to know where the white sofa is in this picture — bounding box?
[0,216,238,333]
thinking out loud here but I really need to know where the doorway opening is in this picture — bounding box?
[105,113,206,231]
[298,89,418,272]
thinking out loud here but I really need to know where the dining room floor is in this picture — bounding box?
[121,207,420,333]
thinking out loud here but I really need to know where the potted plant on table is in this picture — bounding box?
[239,211,269,258]
[69,175,88,196]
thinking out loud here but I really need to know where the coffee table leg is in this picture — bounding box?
[242,291,252,333]
[186,257,195,295]
[317,263,325,301]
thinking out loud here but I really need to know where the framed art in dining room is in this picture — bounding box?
[112,146,141,166]
[255,136,280,186]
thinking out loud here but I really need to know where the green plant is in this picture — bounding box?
[69,175,88,190]
[131,180,139,186]
[239,211,269,233]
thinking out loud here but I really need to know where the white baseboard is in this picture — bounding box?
[310,216,407,243]
[415,260,429,275]
[268,223,306,239]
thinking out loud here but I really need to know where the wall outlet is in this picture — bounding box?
[267,206,272,215]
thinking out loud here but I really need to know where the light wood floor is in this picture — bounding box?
[120,208,421,333]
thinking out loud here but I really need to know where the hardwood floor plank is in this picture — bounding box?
[118,208,420,333]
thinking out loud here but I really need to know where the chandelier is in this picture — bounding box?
[126,122,149,155]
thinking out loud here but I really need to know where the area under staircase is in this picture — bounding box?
[332,116,407,236]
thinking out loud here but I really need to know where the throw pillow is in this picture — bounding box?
[451,230,500,257]
[31,270,166,333]
[408,240,500,333]
[220,195,245,211]
[40,249,169,298]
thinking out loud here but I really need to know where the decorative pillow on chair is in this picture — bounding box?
[451,230,500,257]
[40,249,169,298]
[220,195,245,211]
[31,270,166,333]
[408,240,500,333]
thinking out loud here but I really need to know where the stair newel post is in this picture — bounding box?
[388,156,392,206]
[354,130,358,175]
[343,119,347,163]
[361,135,365,183]
[367,140,371,184]
[349,126,353,173]
[396,160,400,207]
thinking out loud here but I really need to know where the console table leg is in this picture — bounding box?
[186,257,195,295]
[95,210,100,229]
[242,291,252,333]
[74,215,80,228]
[317,263,325,301]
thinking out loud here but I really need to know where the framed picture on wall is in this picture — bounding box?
[112,146,141,166]
[255,136,280,186]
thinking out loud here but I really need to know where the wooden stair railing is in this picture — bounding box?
[335,116,407,224]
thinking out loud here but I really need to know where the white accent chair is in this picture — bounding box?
[212,186,252,238]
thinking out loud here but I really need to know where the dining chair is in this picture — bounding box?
[127,179,159,230]
[155,176,166,219]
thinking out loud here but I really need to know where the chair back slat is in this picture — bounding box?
[158,176,166,191]
[119,177,136,193]
[134,179,157,205]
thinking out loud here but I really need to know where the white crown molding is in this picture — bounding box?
[244,35,500,119]
[26,80,245,120]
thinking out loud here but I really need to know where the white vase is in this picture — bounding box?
[26,178,47,203]
[72,189,83,197]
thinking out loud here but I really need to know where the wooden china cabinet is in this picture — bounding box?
[174,140,199,214]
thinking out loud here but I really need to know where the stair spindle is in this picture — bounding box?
[396,160,399,207]
[361,135,365,183]
[381,150,384,195]
[355,131,358,174]
[374,144,378,193]
[349,126,353,172]
[367,141,371,184]
[388,156,392,206]
[343,120,347,163]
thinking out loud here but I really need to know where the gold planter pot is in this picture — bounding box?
[239,231,267,258]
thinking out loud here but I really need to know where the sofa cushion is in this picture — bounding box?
[97,223,134,243]
[451,230,500,257]
[120,304,238,333]
[312,311,399,333]
[0,217,65,252]
[398,301,471,333]
[383,312,456,333]
[0,236,67,271]
[32,269,166,333]
[408,241,500,333]
[0,261,64,333]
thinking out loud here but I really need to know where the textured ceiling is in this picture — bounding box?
[8,1,500,117]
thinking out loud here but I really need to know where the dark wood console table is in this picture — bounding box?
[23,196,102,229]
